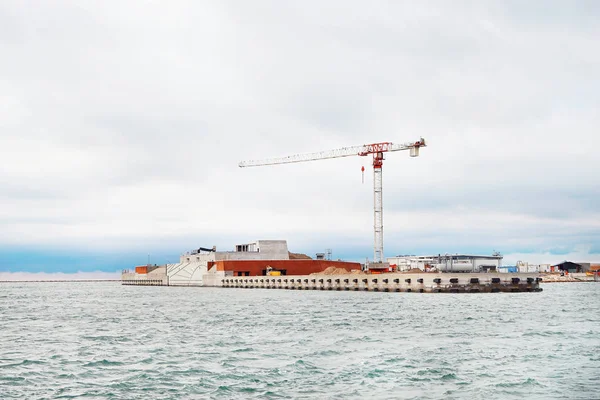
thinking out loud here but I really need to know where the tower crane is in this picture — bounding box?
[239,138,426,264]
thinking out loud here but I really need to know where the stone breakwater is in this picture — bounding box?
[539,273,598,283]
[220,273,542,293]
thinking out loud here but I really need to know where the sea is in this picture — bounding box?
[0,282,598,399]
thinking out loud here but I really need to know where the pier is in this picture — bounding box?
[219,273,542,293]
[121,279,166,286]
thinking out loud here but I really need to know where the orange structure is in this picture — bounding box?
[213,259,361,277]
[135,266,148,274]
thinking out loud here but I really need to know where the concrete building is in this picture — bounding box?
[123,240,360,286]
[170,240,290,286]
[538,264,552,273]
[387,253,503,273]
[514,261,551,273]
[572,262,597,273]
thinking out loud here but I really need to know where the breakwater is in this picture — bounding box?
[220,272,542,293]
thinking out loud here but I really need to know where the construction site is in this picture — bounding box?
[122,239,362,287]
[122,138,542,293]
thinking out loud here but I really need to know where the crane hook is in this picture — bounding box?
[361,166,365,184]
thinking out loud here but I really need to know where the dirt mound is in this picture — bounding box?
[311,266,362,275]
[288,252,312,260]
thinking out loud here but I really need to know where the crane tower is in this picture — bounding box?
[239,138,426,263]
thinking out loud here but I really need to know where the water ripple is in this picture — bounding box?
[0,282,599,399]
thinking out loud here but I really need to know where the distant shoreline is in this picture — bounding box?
[0,280,121,283]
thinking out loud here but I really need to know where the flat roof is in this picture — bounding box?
[391,254,503,260]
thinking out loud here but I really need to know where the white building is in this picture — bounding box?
[387,253,503,273]
[515,261,551,273]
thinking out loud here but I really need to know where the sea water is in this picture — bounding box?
[0,282,598,399]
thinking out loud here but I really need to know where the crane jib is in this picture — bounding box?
[238,139,425,168]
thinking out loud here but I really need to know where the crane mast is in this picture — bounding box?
[239,138,426,264]
[373,153,384,263]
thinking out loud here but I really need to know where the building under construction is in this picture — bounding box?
[121,240,361,286]
[122,138,542,293]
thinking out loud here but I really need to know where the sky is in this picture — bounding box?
[1,0,599,277]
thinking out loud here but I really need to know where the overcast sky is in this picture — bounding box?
[1,0,599,274]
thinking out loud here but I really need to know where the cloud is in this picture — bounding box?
[502,244,600,265]
[0,1,599,271]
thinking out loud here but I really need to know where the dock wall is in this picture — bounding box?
[122,269,543,293]
[219,272,542,293]
[122,267,168,286]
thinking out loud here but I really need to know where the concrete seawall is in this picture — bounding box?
[121,271,168,286]
[219,273,542,293]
